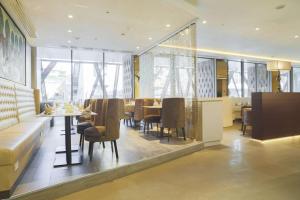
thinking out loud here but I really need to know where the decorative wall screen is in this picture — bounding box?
[256,64,270,92]
[243,63,256,97]
[196,58,215,97]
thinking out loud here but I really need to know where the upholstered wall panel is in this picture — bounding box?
[0,79,18,130]
[15,85,35,121]
[196,58,216,98]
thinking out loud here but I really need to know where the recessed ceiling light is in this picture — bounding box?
[136,46,140,50]
[294,35,299,39]
[276,4,286,10]
[255,27,260,31]
[121,33,125,36]
[106,11,110,14]
[67,40,72,43]
[68,14,73,19]
[165,24,171,28]
[202,20,207,24]
[68,29,72,33]
[148,37,152,40]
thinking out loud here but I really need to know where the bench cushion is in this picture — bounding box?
[0,120,45,166]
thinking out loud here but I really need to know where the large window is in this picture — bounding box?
[293,67,300,92]
[228,61,242,97]
[38,47,133,103]
[243,63,256,97]
[280,71,290,92]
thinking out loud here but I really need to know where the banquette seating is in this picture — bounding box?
[0,79,50,198]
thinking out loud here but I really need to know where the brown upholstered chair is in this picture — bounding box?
[84,99,121,160]
[123,99,135,127]
[143,105,161,134]
[160,98,186,141]
[77,99,103,148]
[242,108,252,135]
[133,98,153,127]
[241,105,252,131]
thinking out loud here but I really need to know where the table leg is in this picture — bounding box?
[65,116,72,165]
[54,116,82,167]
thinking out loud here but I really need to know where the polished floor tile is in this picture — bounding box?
[57,124,300,200]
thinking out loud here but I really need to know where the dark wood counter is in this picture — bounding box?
[252,92,300,140]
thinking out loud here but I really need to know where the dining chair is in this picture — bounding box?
[242,108,252,135]
[143,105,161,134]
[77,99,102,149]
[240,105,252,131]
[160,98,186,142]
[84,98,121,160]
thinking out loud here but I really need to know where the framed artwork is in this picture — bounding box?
[0,3,26,85]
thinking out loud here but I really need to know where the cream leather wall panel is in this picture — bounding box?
[15,84,36,121]
[0,80,18,131]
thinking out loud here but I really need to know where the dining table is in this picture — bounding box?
[40,109,96,167]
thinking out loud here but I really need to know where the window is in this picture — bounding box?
[243,63,256,97]
[280,71,290,92]
[293,67,300,92]
[38,48,71,103]
[256,64,270,92]
[228,61,242,97]
[38,47,133,103]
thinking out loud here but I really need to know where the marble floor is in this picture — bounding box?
[58,125,300,200]
[13,118,198,196]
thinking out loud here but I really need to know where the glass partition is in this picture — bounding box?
[140,24,196,98]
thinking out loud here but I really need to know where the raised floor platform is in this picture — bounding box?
[12,119,202,198]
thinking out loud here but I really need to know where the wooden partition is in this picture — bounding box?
[252,92,300,140]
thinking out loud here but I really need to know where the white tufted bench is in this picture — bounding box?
[0,79,50,198]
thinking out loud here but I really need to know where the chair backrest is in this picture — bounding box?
[243,108,252,125]
[133,99,144,121]
[83,99,91,108]
[90,99,97,122]
[143,99,159,116]
[119,99,125,119]
[161,98,185,128]
[93,99,104,126]
[104,99,121,140]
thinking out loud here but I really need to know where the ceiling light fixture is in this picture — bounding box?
[158,44,300,64]
[106,11,110,14]
[165,24,171,28]
[68,29,72,33]
[202,20,207,24]
[136,46,140,50]
[148,37,153,40]
[255,27,260,31]
[67,40,72,44]
[294,35,299,39]
[68,14,73,19]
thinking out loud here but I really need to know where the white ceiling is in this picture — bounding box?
[20,0,300,60]
[181,0,300,61]
[21,0,196,53]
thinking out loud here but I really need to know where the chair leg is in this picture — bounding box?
[143,122,147,134]
[167,129,170,142]
[176,128,179,138]
[113,140,119,159]
[102,141,105,148]
[79,134,83,147]
[160,127,164,137]
[130,118,133,127]
[243,125,246,135]
[150,123,153,129]
[182,128,186,140]
[241,122,244,131]
[88,142,94,161]
[111,141,114,153]
[81,136,85,151]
